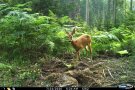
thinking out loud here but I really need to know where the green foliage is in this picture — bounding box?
[0,4,75,60]
[109,25,135,56]
[125,12,135,31]
[1,0,135,87]
[18,64,40,81]
[0,59,41,86]
[110,25,132,41]
[0,2,32,18]
[91,28,120,56]
[0,11,38,59]
[1,3,135,60]
[59,16,76,26]
[124,33,135,56]
[90,25,135,57]
[117,50,129,55]
[0,63,12,69]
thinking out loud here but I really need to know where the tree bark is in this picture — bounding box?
[113,0,117,27]
[130,0,133,11]
[107,0,111,29]
[86,0,90,25]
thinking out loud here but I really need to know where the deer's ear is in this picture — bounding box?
[71,28,76,35]
[64,29,68,35]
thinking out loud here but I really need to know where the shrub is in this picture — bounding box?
[0,10,74,60]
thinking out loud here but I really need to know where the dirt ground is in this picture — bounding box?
[33,55,135,87]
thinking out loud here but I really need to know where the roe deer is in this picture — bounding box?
[65,27,92,61]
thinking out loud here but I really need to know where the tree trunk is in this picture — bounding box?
[107,0,111,30]
[130,0,133,11]
[113,0,117,27]
[76,0,81,21]
[124,0,127,18]
[86,0,90,25]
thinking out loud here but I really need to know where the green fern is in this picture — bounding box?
[93,31,120,43]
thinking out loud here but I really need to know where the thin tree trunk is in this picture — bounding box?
[107,0,111,29]
[124,0,127,19]
[103,0,105,28]
[76,0,81,21]
[113,0,117,27]
[86,0,90,24]
[130,0,133,11]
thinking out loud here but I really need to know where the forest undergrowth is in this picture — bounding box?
[0,54,135,87]
[1,1,135,87]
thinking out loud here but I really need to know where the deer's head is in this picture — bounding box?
[65,27,77,41]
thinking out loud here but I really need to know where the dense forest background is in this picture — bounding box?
[0,0,135,87]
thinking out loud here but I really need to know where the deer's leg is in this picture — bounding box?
[72,51,80,65]
[73,51,78,61]
[88,43,92,60]
[75,50,79,60]
[85,46,88,57]
[75,50,81,60]
[78,51,81,60]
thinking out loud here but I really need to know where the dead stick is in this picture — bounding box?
[107,68,114,79]
[103,69,106,77]
[93,62,104,67]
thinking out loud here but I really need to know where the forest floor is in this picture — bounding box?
[0,54,135,87]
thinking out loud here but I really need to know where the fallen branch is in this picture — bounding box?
[107,68,114,79]
[103,69,106,77]
[93,62,104,67]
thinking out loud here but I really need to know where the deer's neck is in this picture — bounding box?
[71,40,79,51]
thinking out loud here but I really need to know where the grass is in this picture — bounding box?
[0,57,41,87]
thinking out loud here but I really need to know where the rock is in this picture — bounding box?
[43,73,78,87]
